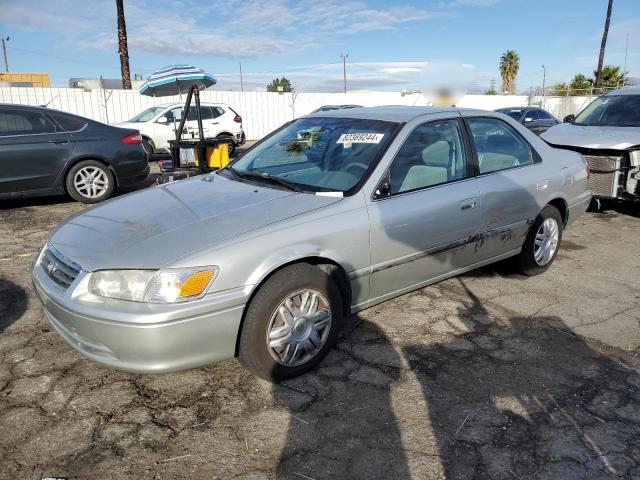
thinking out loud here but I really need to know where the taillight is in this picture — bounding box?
[121,132,142,144]
[233,114,242,123]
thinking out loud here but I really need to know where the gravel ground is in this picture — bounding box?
[0,183,639,479]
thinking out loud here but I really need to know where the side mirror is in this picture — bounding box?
[563,114,575,123]
[524,117,533,123]
[157,116,170,124]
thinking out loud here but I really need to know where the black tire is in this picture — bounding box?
[517,205,563,276]
[238,263,344,381]
[217,135,236,157]
[141,138,155,161]
[65,160,114,204]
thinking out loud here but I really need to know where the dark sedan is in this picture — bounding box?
[495,106,559,135]
[0,104,149,203]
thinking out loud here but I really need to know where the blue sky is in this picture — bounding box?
[0,0,638,92]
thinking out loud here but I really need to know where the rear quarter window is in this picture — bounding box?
[48,112,87,132]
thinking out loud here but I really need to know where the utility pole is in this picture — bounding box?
[340,53,348,94]
[1,37,9,72]
[541,65,546,108]
[595,0,613,91]
[239,61,244,92]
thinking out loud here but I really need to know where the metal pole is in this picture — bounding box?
[341,53,348,94]
[2,37,9,72]
[623,32,629,85]
[239,61,244,92]
[541,65,546,108]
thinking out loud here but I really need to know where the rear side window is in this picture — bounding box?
[467,117,533,174]
[525,110,540,121]
[0,110,57,135]
[48,112,87,132]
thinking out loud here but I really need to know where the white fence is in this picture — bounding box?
[0,87,594,139]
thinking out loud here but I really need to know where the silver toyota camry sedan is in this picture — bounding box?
[32,106,591,380]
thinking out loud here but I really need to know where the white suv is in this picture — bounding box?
[117,103,246,157]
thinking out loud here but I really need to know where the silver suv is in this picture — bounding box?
[542,88,640,207]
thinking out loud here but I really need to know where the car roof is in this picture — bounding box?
[604,87,640,96]
[304,105,481,122]
[496,106,531,111]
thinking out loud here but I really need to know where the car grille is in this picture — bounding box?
[41,246,82,289]
[584,155,621,198]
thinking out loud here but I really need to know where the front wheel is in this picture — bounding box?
[238,263,343,381]
[65,160,114,204]
[517,205,563,276]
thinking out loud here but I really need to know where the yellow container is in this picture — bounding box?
[195,144,229,169]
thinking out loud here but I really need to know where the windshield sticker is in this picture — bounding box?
[337,133,384,144]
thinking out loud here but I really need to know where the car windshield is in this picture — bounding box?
[574,94,640,127]
[498,109,523,120]
[225,117,398,193]
[128,106,166,123]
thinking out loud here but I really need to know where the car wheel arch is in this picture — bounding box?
[546,197,568,226]
[62,156,117,190]
[233,256,352,357]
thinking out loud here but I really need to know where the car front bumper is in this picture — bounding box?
[32,263,249,374]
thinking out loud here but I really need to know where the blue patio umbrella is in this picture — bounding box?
[138,64,217,97]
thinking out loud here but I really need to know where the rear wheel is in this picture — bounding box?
[238,263,343,381]
[217,134,236,156]
[65,160,114,204]
[517,205,563,276]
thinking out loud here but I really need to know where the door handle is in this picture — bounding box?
[460,198,477,210]
[536,180,549,191]
[48,139,69,145]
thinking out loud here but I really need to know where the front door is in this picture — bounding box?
[367,117,482,303]
[0,108,76,195]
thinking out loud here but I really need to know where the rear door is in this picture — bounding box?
[366,116,482,302]
[0,108,76,195]
[463,115,545,260]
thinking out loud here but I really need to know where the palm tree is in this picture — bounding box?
[593,65,626,91]
[116,0,131,90]
[499,50,520,95]
[594,0,613,91]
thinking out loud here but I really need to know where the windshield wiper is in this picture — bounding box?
[227,167,305,193]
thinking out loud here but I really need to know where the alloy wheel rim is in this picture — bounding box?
[266,289,332,367]
[533,218,559,266]
[74,166,108,199]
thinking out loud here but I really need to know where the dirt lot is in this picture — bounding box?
[1,187,639,479]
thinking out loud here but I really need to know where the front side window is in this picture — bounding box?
[0,110,57,135]
[467,117,533,174]
[574,94,640,127]
[225,117,398,193]
[388,119,467,194]
[524,110,540,121]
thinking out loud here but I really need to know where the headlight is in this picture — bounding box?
[88,267,218,303]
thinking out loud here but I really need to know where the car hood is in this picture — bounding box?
[49,174,342,271]
[541,123,640,150]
